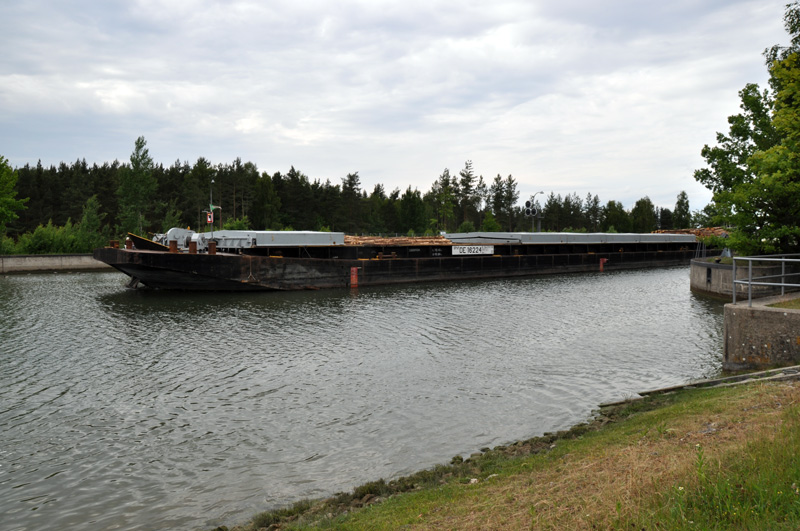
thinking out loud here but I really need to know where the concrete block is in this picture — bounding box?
[724,295,800,370]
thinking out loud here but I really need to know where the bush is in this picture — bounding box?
[16,220,79,254]
[0,233,16,254]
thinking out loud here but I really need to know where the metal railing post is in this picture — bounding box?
[782,257,786,296]
[728,254,800,306]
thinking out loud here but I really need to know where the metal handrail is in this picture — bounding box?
[732,254,800,307]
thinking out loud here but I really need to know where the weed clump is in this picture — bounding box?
[250,499,312,529]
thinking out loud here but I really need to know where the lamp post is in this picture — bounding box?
[533,191,544,232]
[525,191,545,232]
[209,179,215,237]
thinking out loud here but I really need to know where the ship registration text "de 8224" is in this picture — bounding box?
[452,245,494,255]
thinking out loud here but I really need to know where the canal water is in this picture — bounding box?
[0,267,724,530]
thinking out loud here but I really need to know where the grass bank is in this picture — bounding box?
[771,298,800,310]
[221,380,800,530]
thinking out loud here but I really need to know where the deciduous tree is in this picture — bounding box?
[0,155,27,233]
[601,200,630,233]
[630,196,657,233]
[730,52,800,253]
[694,2,800,253]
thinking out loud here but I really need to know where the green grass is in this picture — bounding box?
[770,297,800,310]
[638,417,800,529]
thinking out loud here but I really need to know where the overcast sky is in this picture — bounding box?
[0,0,790,211]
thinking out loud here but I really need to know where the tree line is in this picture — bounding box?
[0,140,695,254]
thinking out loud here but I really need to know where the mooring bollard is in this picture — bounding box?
[599,258,609,272]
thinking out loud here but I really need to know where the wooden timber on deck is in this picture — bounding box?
[344,235,453,246]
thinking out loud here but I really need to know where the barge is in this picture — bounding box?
[93,228,699,291]
[94,229,698,291]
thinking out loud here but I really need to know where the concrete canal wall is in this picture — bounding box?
[694,258,800,370]
[724,294,800,371]
[690,258,790,300]
[0,254,112,274]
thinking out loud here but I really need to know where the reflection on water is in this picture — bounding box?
[0,267,724,530]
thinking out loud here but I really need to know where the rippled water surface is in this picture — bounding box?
[0,267,724,529]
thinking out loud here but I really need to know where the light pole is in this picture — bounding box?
[533,191,544,232]
[525,191,545,232]
[209,179,215,236]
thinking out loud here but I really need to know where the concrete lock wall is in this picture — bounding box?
[724,295,800,371]
[0,254,112,274]
[690,259,793,299]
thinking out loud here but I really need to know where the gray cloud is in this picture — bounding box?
[0,0,789,210]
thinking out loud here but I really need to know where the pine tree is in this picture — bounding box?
[117,136,157,235]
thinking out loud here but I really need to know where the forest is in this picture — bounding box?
[0,137,693,255]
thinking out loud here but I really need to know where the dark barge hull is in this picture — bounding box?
[93,237,700,291]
